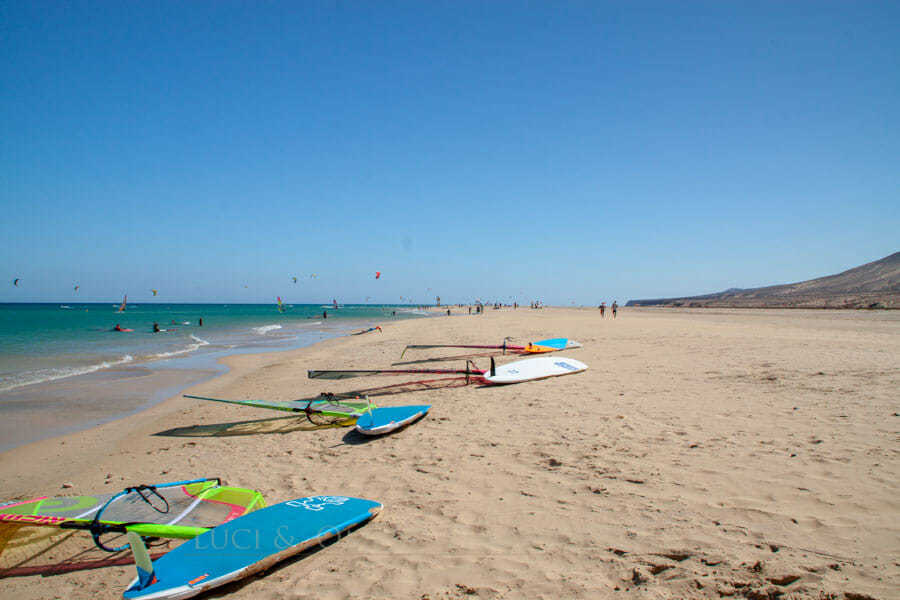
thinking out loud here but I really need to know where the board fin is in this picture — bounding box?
[127,530,157,590]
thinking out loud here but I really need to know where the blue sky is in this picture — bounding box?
[2,2,897,304]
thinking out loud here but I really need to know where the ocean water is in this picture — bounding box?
[0,303,428,393]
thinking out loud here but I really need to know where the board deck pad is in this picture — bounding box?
[482,356,588,385]
[123,496,381,600]
[355,405,430,436]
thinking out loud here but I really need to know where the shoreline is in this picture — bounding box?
[0,313,413,453]
[0,311,453,493]
[2,307,897,600]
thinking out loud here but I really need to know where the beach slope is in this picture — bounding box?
[1,307,897,599]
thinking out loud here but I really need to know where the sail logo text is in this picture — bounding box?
[0,513,67,525]
[554,362,578,371]
[286,496,350,512]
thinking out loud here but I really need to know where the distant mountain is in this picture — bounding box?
[627,252,900,309]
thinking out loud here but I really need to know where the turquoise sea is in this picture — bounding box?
[0,303,429,393]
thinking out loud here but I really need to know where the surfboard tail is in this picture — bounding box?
[127,531,157,590]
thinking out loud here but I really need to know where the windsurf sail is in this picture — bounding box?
[400,337,582,358]
[0,477,265,565]
[276,296,285,313]
[352,326,382,336]
[117,295,127,313]
[185,393,374,426]
[308,361,485,381]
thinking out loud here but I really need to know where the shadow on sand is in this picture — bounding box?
[154,415,352,438]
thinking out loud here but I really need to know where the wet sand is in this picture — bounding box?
[1,307,897,599]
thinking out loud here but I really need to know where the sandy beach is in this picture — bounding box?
[1,307,897,599]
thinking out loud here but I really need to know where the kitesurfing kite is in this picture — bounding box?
[375,271,381,279]
[151,289,158,296]
[292,277,298,283]
[13,278,20,287]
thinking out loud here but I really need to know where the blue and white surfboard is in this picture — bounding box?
[123,496,381,600]
[354,405,430,436]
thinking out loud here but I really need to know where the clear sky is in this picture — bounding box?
[2,2,898,305]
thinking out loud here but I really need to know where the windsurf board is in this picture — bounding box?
[123,495,381,600]
[481,356,588,385]
[355,405,430,436]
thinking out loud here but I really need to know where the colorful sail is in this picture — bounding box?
[117,295,127,313]
[308,361,484,380]
[0,478,265,575]
[186,394,375,426]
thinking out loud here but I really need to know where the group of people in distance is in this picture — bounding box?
[598,301,618,318]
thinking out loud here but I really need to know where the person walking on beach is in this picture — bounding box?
[323,310,328,319]
[600,302,606,317]
[612,301,618,318]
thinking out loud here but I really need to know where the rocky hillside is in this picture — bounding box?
[627,252,900,309]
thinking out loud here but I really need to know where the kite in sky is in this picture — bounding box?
[375,271,381,279]
[292,276,297,283]
[152,289,158,296]
[13,278,20,286]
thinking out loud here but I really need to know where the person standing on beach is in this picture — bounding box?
[600,302,606,317]
[198,317,203,326]
[612,301,618,318]
[323,310,327,319]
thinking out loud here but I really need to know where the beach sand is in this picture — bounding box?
[1,307,897,599]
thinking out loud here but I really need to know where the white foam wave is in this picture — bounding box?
[0,355,134,393]
[252,324,283,335]
[148,335,210,359]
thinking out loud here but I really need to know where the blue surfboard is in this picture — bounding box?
[123,496,381,600]
[355,405,430,436]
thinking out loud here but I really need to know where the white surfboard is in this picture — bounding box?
[481,356,588,385]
